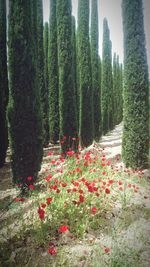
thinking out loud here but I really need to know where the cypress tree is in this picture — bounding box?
[78,0,93,147]
[56,0,78,153]
[49,0,59,144]
[8,0,43,190]
[122,0,149,169]
[101,18,113,134]
[118,62,123,123]
[43,22,49,144]
[90,0,101,141]
[36,0,48,146]
[0,0,9,167]
[112,53,117,126]
[72,16,79,130]
[116,56,123,124]
[113,54,123,126]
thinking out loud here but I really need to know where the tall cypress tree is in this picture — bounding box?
[122,0,149,169]
[8,0,43,190]
[101,18,113,134]
[116,55,123,124]
[112,53,117,126]
[36,0,49,146]
[56,0,78,153]
[0,0,9,167]
[78,0,93,147]
[43,22,49,144]
[91,0,101,141]
[72,16,79,130]
[117,62,123,123]
[49,0,59,144]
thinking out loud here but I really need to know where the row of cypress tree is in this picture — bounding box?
[0,0,148,191]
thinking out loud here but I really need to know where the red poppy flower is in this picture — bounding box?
[105,188,110,194]
[41,203,46,209]
[48,247,57,255]
[79,194,85,203]
[45,174,53,182]
[27,176,32,181]
[14,197,25,202]
[67,151,74,157]
[46,197,53,205]
[58,225,69,233]
[47,152,53,157]
[37,207,45,220]
[91,207,97,214]
[28,184,35,190]
[104,247,111,254]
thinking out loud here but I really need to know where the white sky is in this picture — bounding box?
[43,0,150,70]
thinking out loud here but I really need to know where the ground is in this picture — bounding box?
[0,123,150,267]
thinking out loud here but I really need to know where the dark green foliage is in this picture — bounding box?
[36,0,49,146]
[8,0,43,190]
[113,54,123,126]
[56,0,78,153]
[0,0,9,167]
[43,22,49,144]
[72,16,79,130]
[117,59,123,124]
[49,0,59,144]
[101,18,113,134]
[78,0,94,147]
[122,0,149,169]
[112,53,117,126]
[91,0,101,141]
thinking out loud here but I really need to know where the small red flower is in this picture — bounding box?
[47,152,53,157]
[27,176,32,181]
[48,247,57,255]
[41,203,46,209]
[108,179,114,185]
[105,188,110,194]
[91,207,97,214]
[37,207,45,220]
[67,188,72,193]
[45,174,53,182]
[79,194,85,203]
[14,197,25,202]
[61,183,67,187]
[67,151,75,157]
[56,189,60,194]
[28,184,35,190]
[58,225,69,233]
[79,189,84,194]
[46,197,53,205]
[104,247,111,254]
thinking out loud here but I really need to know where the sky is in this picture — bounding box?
[43,0,150,70]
